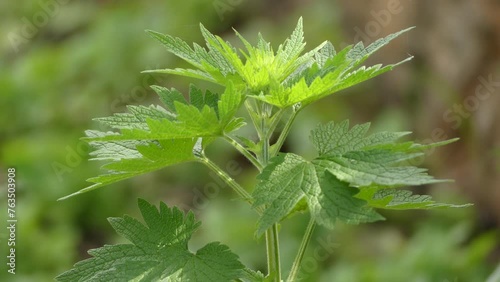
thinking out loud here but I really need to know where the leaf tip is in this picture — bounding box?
[57,191,81,201]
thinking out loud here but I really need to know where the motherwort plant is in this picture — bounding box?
[57,18,469,282]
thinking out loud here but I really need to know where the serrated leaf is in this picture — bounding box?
[62,83,244,199]
[59,139,199,200]
[252,153,382,236]
[146,21,413,110]
[252,154,316,235]
[250,28,413,108]
[311,120,448,187]
[146,30,204,69]
[308,164,384,229]
[150,85,187,114]
[85,130,145,161]
[144,68,217,83]
[188,83,205,110]
[94,105,174,130]
[253,120,464,235]
[275,17,306,69]
[356,187,473,209]
[199,24,241,75]
[314,41,336,67]
[347,27,414,66]
[56,199,245,282]
[218,81,243,125]
[85,85,242,142]
[241,269,266,282]
[144,18,324,97]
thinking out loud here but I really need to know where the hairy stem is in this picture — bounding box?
[265,224,281,282]
[268,108,286,137]
[272,105,301,156]
[245,99,263,138]
[223,134,263,171]
[258,103,282,282]
[198,152,265,214]
[198,154,253,206]
[286,217,316,282]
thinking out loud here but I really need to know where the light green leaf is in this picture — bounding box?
[146,21,413,110]
[61,84,244,199]
[346,27,414,66]
[145,30,204,69]
[200,24,243,76]
[86,85,242,142]
[143,68,216,83]
[144,17,325,96]
[150,85,187,114]
[94,105,174,130]
[356,187,473,209]
[218,81,243,125]
[85,130,145,161]
[311,120,449,187]
[251,28,413,108]
[58,139,199,200]
[146,30,201,67]
[56,199,245,282]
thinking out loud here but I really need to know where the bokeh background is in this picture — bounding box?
[1,0,499,281]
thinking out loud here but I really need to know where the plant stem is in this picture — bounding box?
[200,154,266,216]
[245,99,263,138]
[256,104,282,282]
[198,154,254,206]
[265,224,282,282]
[268,108,286,138]
[271,105,301,156]
[286,217,316,282]
[223,134,263,171]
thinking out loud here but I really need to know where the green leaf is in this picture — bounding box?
[146,20,413,111]
[308,164,384,229]
[252,153,382,236]
[144,67,217,83]
[251,28,413,108]
[150,85,187,114]
[85,130,145,161]
[356,187,473,209]
[241,269,266,282]
[144,28,242,85]
[311,120,448,187]
[275,17,305,66]
[252,120,462,235]
[252,153,316,236]
[145,30,204,69]
[61,82,243,200]
[85,84,242,142]
[94,105,174,130]
[199,24,243,76]
[58,138,199,200]
[144,17,323,95]
[56,199,245,282]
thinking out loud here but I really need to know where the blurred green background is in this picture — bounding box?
[1,0,499,281]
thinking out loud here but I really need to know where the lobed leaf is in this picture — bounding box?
[252,152,384,236]
[252,153,315,235]
[56,199,245,282]
[58,138,199,200]
[356,187,473,210]
[61,80,244,200]
[253,120,464,234]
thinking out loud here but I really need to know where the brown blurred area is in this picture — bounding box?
[334,0,500,229]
